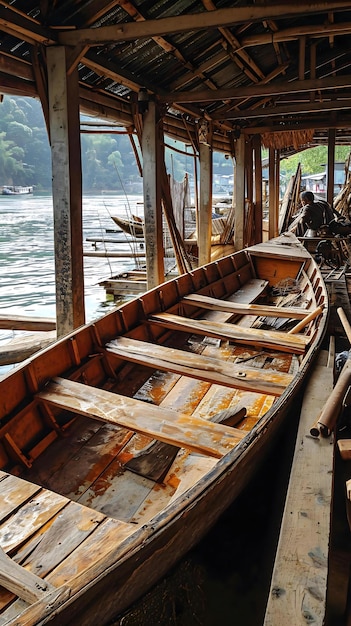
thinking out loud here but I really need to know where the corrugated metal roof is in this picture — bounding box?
[1,1,351,152]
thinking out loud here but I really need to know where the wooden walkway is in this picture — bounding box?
[264,346,334,625]
[264,269,351,625]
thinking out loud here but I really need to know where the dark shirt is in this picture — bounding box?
[300,200,334,230]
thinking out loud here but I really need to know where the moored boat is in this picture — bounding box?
[0,232,328,625]
[2,185,33,195]
[111,214,144,237]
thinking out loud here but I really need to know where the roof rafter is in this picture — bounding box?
[159,74,351,103]
[212,98,351,120]
[57,3,351,46]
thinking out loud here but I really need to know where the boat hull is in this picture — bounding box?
[0,233,328,625]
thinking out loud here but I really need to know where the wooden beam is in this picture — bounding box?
[0,315,56,331]
[37,377,244,458]
[106,336,293,396]
[0,547,56,604]
[47,46,85,337]
[241,20,351,47]
[57,4,351,47]
[198,129,213,266]
[211,98,351,121]
[327,127,336,206]
[142,99,164,289]
[159,75,351,104]
[148,312,310,353]
[253,134,263,243]
[0,6,56,45]
[182,293,311,319]
[234,134,245,251]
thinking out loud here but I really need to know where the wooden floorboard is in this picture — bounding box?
[264,347,334,626]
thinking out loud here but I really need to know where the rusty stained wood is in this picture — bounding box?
[148,312,310,353]
[37,377,244,458]
[182,293,309,319]
[106,336,293,396]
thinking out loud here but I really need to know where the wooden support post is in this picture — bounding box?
[142,98,164,289]
[327,128,336,207]
[198,119,213,266]
[269,148,280,239]
[268,147,275,240]
[47,46,85,337]
[253,134,263,244]
[234,134,245,251]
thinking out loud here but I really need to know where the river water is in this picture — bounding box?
[0,192,145,371]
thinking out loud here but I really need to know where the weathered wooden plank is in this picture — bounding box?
[0,517,136,625]
[44,424,133,498]
[106,337,293,396]
[77,461,155,520]
[0,316,56,331]
[0,518,138,626]
[0,472,42,521]
[123,407,247,483]
[182,293,309,319]
[337,439,351,460]
[0,489,69,553]
[37,378,244,458]
[13,501,106,574]
[264,349,334,626]
[0,331,56,366]
[148,312,310,353]
[0,547,56,604]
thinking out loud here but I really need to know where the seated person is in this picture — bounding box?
[299,191,335,235]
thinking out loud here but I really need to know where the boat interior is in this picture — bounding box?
[0,235,327,620]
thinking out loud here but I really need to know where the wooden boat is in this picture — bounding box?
[0,233,328,625]
[2,185,33,195]
[111,214,144,237]
[111,213,229,240]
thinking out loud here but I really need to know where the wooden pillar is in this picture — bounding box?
[198,119,213,266]
[47,46,84,338]
[141,98,164,289]
[327,128,336,207]
[275,150,280,237]
[234,134,245,251]
[268,148,280,239]
[253,134,263,243]
[246,139,253,246]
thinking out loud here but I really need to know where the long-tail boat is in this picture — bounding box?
[0,232,328,625]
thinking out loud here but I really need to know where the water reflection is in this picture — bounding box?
[0,193,144,369]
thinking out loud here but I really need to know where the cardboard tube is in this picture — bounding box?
[317,359,351,436]
[309,419,321,438]
[337,307,351,345]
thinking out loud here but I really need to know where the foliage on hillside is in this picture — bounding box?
[280,145,351,181]
[0,95,349,193]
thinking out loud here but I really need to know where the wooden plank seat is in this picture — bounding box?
[37,378,245,459]
[106,337,293,396]
[182,293,310,320]
[147,313,311,354]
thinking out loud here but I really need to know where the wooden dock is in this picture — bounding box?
[264,345,335,625]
